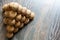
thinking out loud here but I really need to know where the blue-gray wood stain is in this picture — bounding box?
[0,0,60,40]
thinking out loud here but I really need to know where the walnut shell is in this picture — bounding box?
[8,11,17,19]
[21,16,26,22]
[29,12,35,20]
[3,11,9,17]
[16,14,22,21]
[21,7,27,15]
[9,19,16,25]
[2,3,10,11]
[6,32,13,38]
[3,18,11,24]
[14,28,19,33]
[19,23,24,28]
[18,5,23,14]
[9,2,19,11]
[3,18,8,24]
[15,21,21,28]
[24,18,30,24]
[26,9,31,17]
[6,25,14,32]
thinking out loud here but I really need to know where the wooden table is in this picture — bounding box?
[0,0,60,40]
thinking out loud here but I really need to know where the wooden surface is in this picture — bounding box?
[0,0,60,40]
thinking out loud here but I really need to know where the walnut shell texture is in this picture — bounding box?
[2,2,35,38]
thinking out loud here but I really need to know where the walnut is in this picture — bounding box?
[2,3,10,11]
[21,7,27,15]
[9,2,19,11]
[3,11,9,17]
[24,18,30,24]
[17,5,23,14]
[21,16,26,22]
[9,19,16,25]
[29,12,35,20]
[19,23,24,28]
[6,32,13,38]
[16,14,22,21]
[15,21,21,28]
[14,28,19,33]
[6,25,14,32]
[3,18,8,24]
[26,9,31,17]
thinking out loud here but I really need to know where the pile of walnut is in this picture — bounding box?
[2,2,35,38]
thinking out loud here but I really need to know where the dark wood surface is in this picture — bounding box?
[0,0,60,40]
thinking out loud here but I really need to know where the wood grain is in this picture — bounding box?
[0,0,60,40]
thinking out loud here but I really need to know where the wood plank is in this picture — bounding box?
[0,0,60,40]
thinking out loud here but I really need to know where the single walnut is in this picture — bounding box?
[15,21,21,28]
[6,32,13,38]
[21,16,26,22]
[19,23,24,28]
[14,28,19,33]
[3,18,11,24]
[29,12,35,20]
[3,11,9,17]
[8,11,17,19]
[21,7,27,15]
[26,9,31,17]
[17,5,23,14]
[9,2,19,11]
[2,3,10,11]
[24,18,30,24]
[9,19,16,25]
[6,25,14,32]
[3,18,8,24]
[16,14,22,21]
